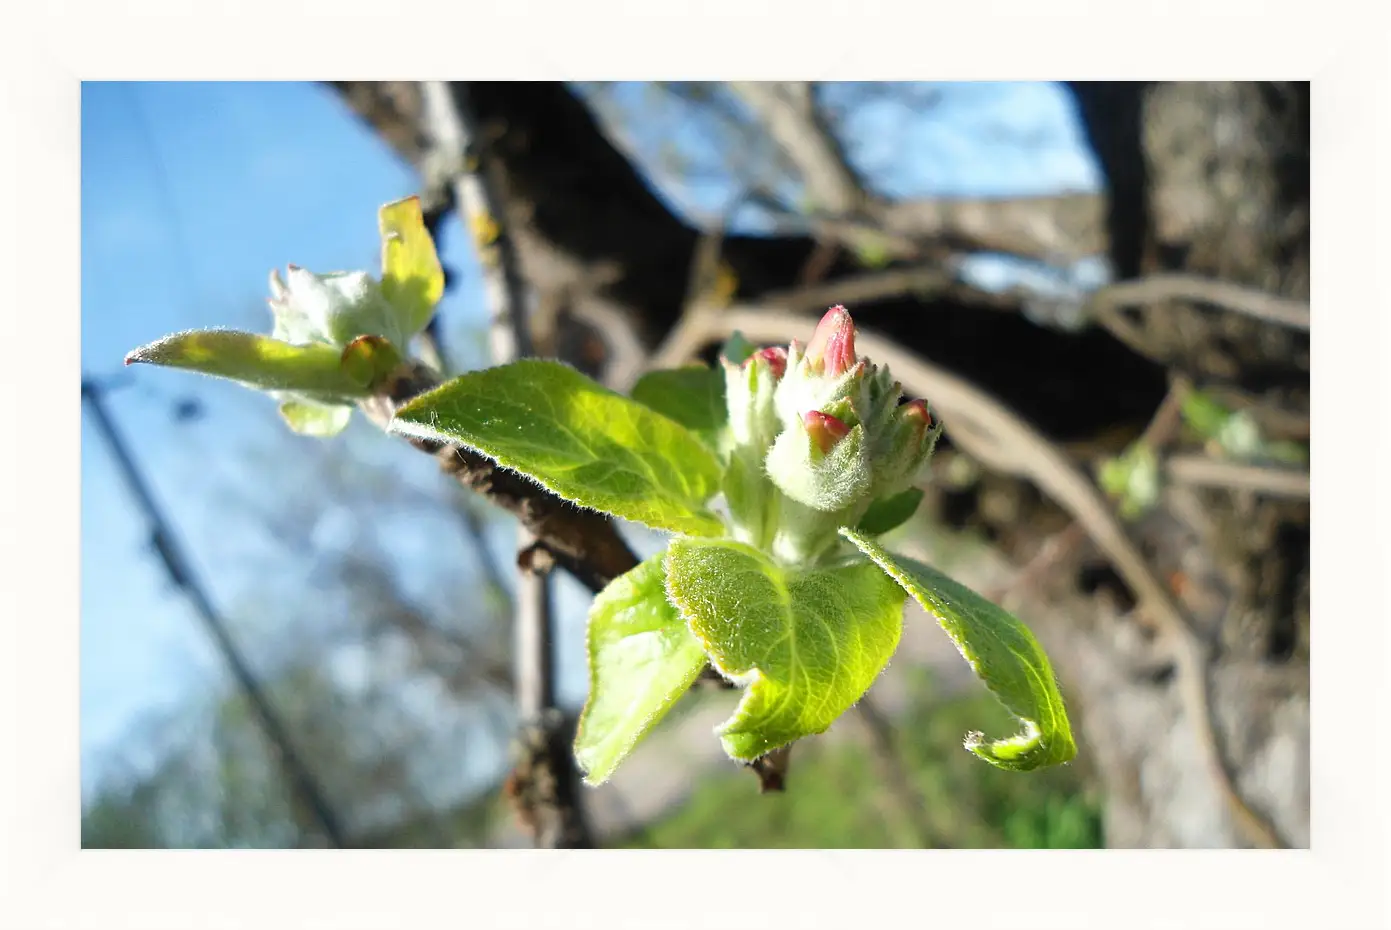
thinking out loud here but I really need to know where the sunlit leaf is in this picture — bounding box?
[841,528,1076,771]
[575,555,709,785]
[390,359,725,536]
[854,487,924,536]
[664,538,905,762]
[278,401,353,437]
[630,365,728,450]
[378,195,445,338]
[124,329,369,403]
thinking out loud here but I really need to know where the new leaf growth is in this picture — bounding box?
[121,198,1077,790]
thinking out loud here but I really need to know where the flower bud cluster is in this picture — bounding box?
[721,306,942,564]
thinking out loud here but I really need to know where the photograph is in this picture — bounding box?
[79,80,1311,852]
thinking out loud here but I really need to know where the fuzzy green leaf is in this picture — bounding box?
[378,196,445,338]
[390,359,725,536]
[630,366,727,450]
[575,555,709,785]
[124,330,369,403]
[855,487,925,536]
[664,538,904,762]
[841,528,1076,771]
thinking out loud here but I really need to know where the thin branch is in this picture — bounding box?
[82,378,350,849]
[654,308,1286,849]
[421,82,534,362]
[1165,455,1309,499]
[361,370,639,595]
[988,375,1191,611]
[1090,273,1310,331]
[881,192,1107,262]
[731,82,871,218]
[417,81,594,849]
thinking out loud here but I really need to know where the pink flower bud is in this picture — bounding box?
[806,305,857,377]
[745,346,788,379]
[803,410,851,453]
[901,399,933,429]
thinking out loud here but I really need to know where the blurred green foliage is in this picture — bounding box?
[621,672,1102,849]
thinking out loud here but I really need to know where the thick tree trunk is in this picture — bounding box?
[1059,82,1310,847]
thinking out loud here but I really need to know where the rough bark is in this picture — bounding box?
[1059,82,1310,847]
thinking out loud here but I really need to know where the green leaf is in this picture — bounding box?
[630,366,728,449]
[391,359,725,536]
[278,401,353,437]
[1097,442,1160,521]
[575,555,709,785]
[378,195,445,338]
[720,331,756,365]
[664,538,905,762]
[840,528,1076,771]
[124,330,370,402]
[855,487,925,536]
[1180,390,1233,439]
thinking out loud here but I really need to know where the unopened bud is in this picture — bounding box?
[747,346,788,379]
[805,305,857,377]
[900,399,933,430]
[803,410,851,454]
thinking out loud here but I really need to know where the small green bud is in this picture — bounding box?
[270,265,405,348]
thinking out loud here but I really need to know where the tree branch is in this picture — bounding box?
[1090,272,1311,331]
[416,80,598,848]
[731,82,871,218]
[1165,454,1309,499]
[881,192,1107,261]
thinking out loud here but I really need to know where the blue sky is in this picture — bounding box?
[80,81,1102,802]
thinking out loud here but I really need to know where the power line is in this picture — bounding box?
[82,376,349,848]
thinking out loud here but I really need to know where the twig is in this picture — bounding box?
[879,192,1106,263]
[82,378,349,849]
[1165,455,1309,499]
[988,376,1189,611]
[1090,273,1310,331]
[746,745,793,793]
[360,368,639,595]
[421,82,534,362]
[657,308,1286,849]
[420,80,593,849]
